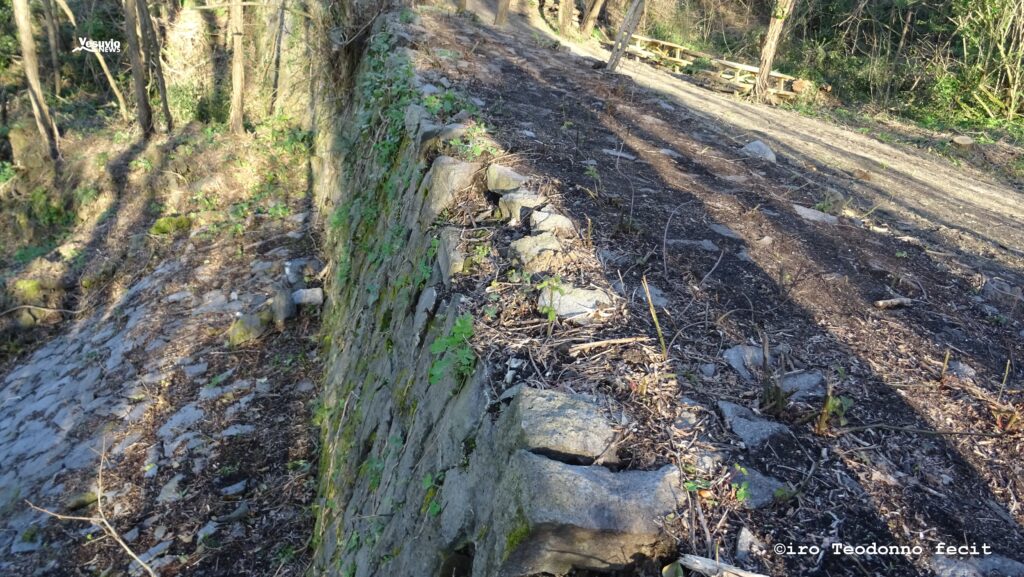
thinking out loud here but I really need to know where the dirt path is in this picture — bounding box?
[495,1,1024,285]
[0,130,321,575]
[429,4,1024,575]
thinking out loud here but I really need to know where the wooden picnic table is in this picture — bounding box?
[599,33,802,98]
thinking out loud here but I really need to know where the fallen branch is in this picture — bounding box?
[675,554,770,577]
[27,445,157,577]
[642,276,668,360]
[873,297,912,309]
[568,336,651,356]
[0,303,82,317]
[838,423,1007,438]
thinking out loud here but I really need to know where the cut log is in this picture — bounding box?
[676,554,771,577]
[874,297,913,309]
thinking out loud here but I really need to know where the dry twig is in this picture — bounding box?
[27,445,157,577]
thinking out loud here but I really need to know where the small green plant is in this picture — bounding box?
[129,157,153,172]
[206,370,232,388]
[895,250,909,259]
[420,472,444,517]
[731,464,751,502]
[734,481,751,502]
[429,314,476,384]
[73,186,99,207]
[358,456,385,491]
[682,479,710,491]
[483,305,499,320]
[267,202,291,218]
[29,187,70,228]
[450,123,499,160]
[0,161,15,183]
[423,90,472,121]
[275,544,298,564]
[813,196,836,214]
[192,191,218,210]
[815,387,853,434]
[273,125,313,155]
[470,244,491,269]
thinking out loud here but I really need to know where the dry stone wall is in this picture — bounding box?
[308,11,700,577]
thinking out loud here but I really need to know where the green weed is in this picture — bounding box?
[429,314,476,385]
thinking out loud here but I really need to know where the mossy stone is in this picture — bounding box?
[149,215,193,236]
[11,279,44,304]
[227,313,268,347]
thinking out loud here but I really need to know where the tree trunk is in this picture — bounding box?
[581,0,606,37]
[137,0,172,131]
[124,0,153,136]
[607,0,642,71]
[229,0,245,134]
[753,0,797,103]
[267,0,286,114]
[96,51,131,122]
[559,0,574,35]
[495,0,512,26]
[40,0,61,97]
[12,0,60,158]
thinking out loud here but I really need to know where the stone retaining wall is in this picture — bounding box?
[309,11,687,577]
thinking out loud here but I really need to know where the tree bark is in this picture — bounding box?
[607,0,642,71]
[559,0,574,35]
[12,0,60,157]
[136,0,172,131]
[229,0,245,134]
[124,0,153,136]
[494,0,512,26]
[753,0,797,103]
[40,0,61,97]
[581,0,606,37]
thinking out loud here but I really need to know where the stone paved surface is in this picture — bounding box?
[0,215,321,571]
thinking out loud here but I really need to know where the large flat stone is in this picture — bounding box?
[530,211,575,238]
[718,401,788,448]
[511,233,565,274]
[157,403,204,438]
[537,285,613,324]
[496,451,682,575]
[486,164,527,194]
[506,388,617,463]
[723,345,772,382]
[498,192,546,226]
[420,156,480,226]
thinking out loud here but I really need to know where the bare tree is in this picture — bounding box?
[40,0,60,96]
[495,0,512,26]
[124,0,154,136]
[53,0,128,121]
[607,0,643,71]
[12,0,60,157]
[229,0,245,134]
[136,0,172,131]
[559,0,574,35]
[581,0,607,37]
[753,0,797,102]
